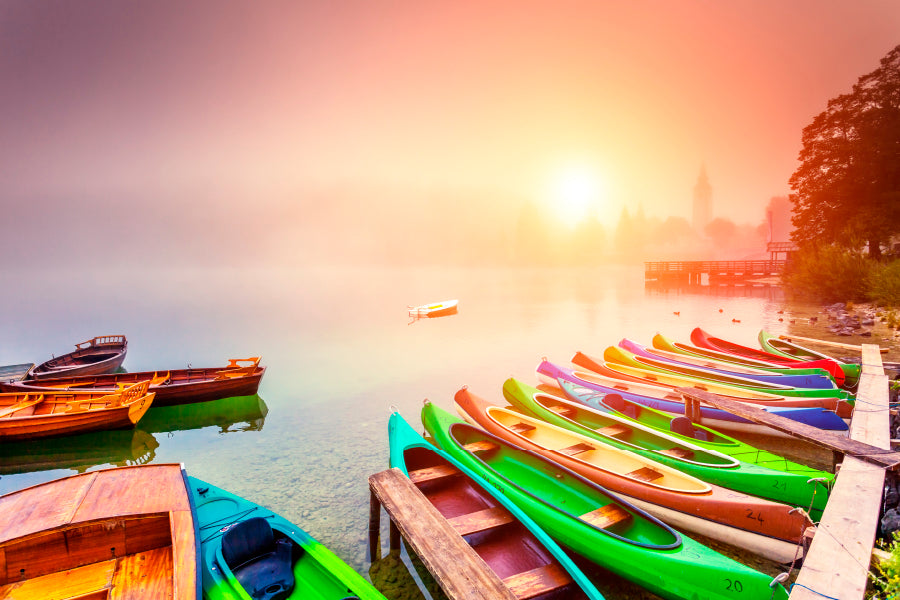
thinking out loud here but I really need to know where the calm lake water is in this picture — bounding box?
[0,264,860,598]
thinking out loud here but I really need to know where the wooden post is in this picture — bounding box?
[368,488,381,562]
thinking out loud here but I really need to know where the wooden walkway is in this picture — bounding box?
[368,468,518,600]
[645,260,786,283]
[680,343,891,600]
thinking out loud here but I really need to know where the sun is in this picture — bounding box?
[550,167,603,227]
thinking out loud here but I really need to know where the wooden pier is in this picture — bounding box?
[645,260,786,283]
[367,468,519,600]
[681,343,891,600]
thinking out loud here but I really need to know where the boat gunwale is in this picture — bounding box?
[440,417,683,551]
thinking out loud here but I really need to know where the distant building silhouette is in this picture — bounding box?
[692,166,712,233]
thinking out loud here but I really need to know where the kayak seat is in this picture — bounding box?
[603,394,637,419]
[669,416,710,441]
[221,517,296,600]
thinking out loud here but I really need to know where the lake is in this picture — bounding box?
[0,264,855,598]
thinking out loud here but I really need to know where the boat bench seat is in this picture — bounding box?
[409,464,461,484]
[509,422,536,434]
[0,558,116,600]
[463,440,499,454]
[502,563,573,600]
[556,443,595,456]
[448,506,515,536]
[625,466,664,482]
[658,447,695,459]
[546,404,575,417]
[109,547,174,600]
[595,424,629,438]
[579,503,633,529]
[669,416,711,441]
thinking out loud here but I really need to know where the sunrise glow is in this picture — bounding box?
[550,167,605,227]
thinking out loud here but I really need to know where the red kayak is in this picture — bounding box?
[690,328,846,384]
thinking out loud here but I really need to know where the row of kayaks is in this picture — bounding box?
[0,335,266,442]
[383,328,862,599]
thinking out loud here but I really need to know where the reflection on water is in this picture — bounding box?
[645,280,785,301]
[0,395,268,476]
[0,428,160,476]
[138,393,269,434]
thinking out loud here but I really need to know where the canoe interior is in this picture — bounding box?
[480,405,709,494]
[403,445,585,598]
[0,465,196,600]
[446,422,679,549]
[529,391,735,467]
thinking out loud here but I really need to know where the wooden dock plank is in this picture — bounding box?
[787,344,886,600]
[676,386,900,470]
[368,468,517,600]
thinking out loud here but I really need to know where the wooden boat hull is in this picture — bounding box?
[0,384,155,442]
[0,464,199,600]
[758,330,861,388]
[389,411,603,600]
[189,476,386,600]
[503,377,830,518]
[455,386,813,556]
[538,358,850,433]
[408,299,459,318]
[29,335,128,379]
[423,401,790,600]
[0,360,265,407]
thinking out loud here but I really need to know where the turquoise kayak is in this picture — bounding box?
[422,400,790,600]
[189,476,386,600]
[388,410,605,599]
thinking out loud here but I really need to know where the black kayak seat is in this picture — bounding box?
[603,393,638,419]
[221,517,296,600]
[669,416,710,441]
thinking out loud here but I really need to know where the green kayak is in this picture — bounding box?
[422,400,790,600]
[504,377,830,517]
[189,476,386,600]
[388,410,606,599]
[758,330,862,388]
[555,378,833,516]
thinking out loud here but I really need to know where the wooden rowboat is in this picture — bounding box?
[455,386,813,563]
[389,411,604,599]
[0,464,199,599]
[0,358,265,407]
[28,335,128,380]
[0,381,155,442]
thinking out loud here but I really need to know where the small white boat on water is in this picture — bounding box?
[407,299,459,319]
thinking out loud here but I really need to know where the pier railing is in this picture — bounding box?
[644,260,786,283]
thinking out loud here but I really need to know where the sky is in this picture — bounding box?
[1,0,898,261]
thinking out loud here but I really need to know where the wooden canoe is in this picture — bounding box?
[0,464,199,600]
[0,381,155,442]
[454,386,814,563]
[389,411,603,599]
[0,358,265,407]
[28,335,128,380]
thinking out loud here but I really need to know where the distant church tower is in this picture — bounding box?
[692,165,712,233]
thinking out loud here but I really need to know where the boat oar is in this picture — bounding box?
[778,334,889,354]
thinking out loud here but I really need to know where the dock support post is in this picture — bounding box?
[368,488,381,561]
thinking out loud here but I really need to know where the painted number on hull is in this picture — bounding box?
[745,509,764,524]
[725,579,743,593]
